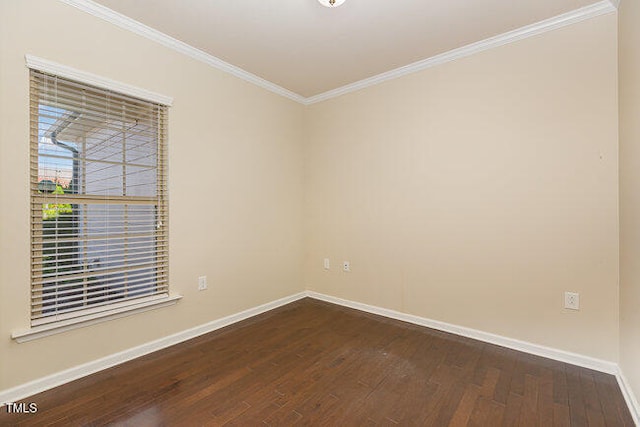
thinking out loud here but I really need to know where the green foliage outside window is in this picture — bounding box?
[42,184,72,220]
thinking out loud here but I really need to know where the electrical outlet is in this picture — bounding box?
[343,261,351,272]
[323,258,330,270]
[198,276,207,291]
[564,292,579,310]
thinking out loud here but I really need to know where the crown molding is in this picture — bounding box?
[58,0,306,104]
[59,0,616,106]
[304,0,617,104]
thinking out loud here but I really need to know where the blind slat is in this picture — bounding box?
[31,290,170,321]
[34,260,161,285]
[32,279,169,304]
[33,277,169,301]
[33,271,169,293]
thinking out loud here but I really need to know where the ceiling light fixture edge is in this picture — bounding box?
[317,0,347,7]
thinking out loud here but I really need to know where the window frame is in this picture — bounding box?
[15,56,178,340]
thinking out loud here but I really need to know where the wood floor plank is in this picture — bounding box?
[448,383,481,427]
[553,402,572,427]
[537,368,555,427]
[468,395,505,427]
[518,374,540,427]
[593,371,636,426]
[502,392,524,427]
[552,365,569,406]
[493,351,519,405]
[566,364,589,426]
[0,298,633,426]
[580,370,606,427]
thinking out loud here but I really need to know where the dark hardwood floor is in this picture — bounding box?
[0,298,634,426]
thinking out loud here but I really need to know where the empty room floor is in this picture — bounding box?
[0,298,634,426]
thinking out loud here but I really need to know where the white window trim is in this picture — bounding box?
[25,54,174,106]
[15,56,177,343]
[12,294,182,343]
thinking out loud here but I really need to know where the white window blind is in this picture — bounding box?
[30,69,169,326]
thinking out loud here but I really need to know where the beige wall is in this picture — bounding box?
[304,13,619,361]
[0,0,305,390]
[0,0,624,397]
[619,0,640,409]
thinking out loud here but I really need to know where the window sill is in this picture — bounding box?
[11,294,182,343]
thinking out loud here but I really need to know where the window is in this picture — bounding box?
[30,68,169,326]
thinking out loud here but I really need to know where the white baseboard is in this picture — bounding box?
[305,291,619,374]
[616,369,640,426]
[2,288,638,426]
[307,291,640,424]
[0,292,307,405]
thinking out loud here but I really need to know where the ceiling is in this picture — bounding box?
[92,0,607,99]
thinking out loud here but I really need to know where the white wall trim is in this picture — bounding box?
[58,0,616,106]
[306,291,619,374]
[0,292,307,405]
[25,54,174,106]
[310,291,640,422]
[12,294,183,343]
[57,0,306,104]
[303,0,617,105]
[3,289,637,424]
[616,369,640,426]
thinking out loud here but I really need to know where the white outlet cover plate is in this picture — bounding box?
[564,291,579,310]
